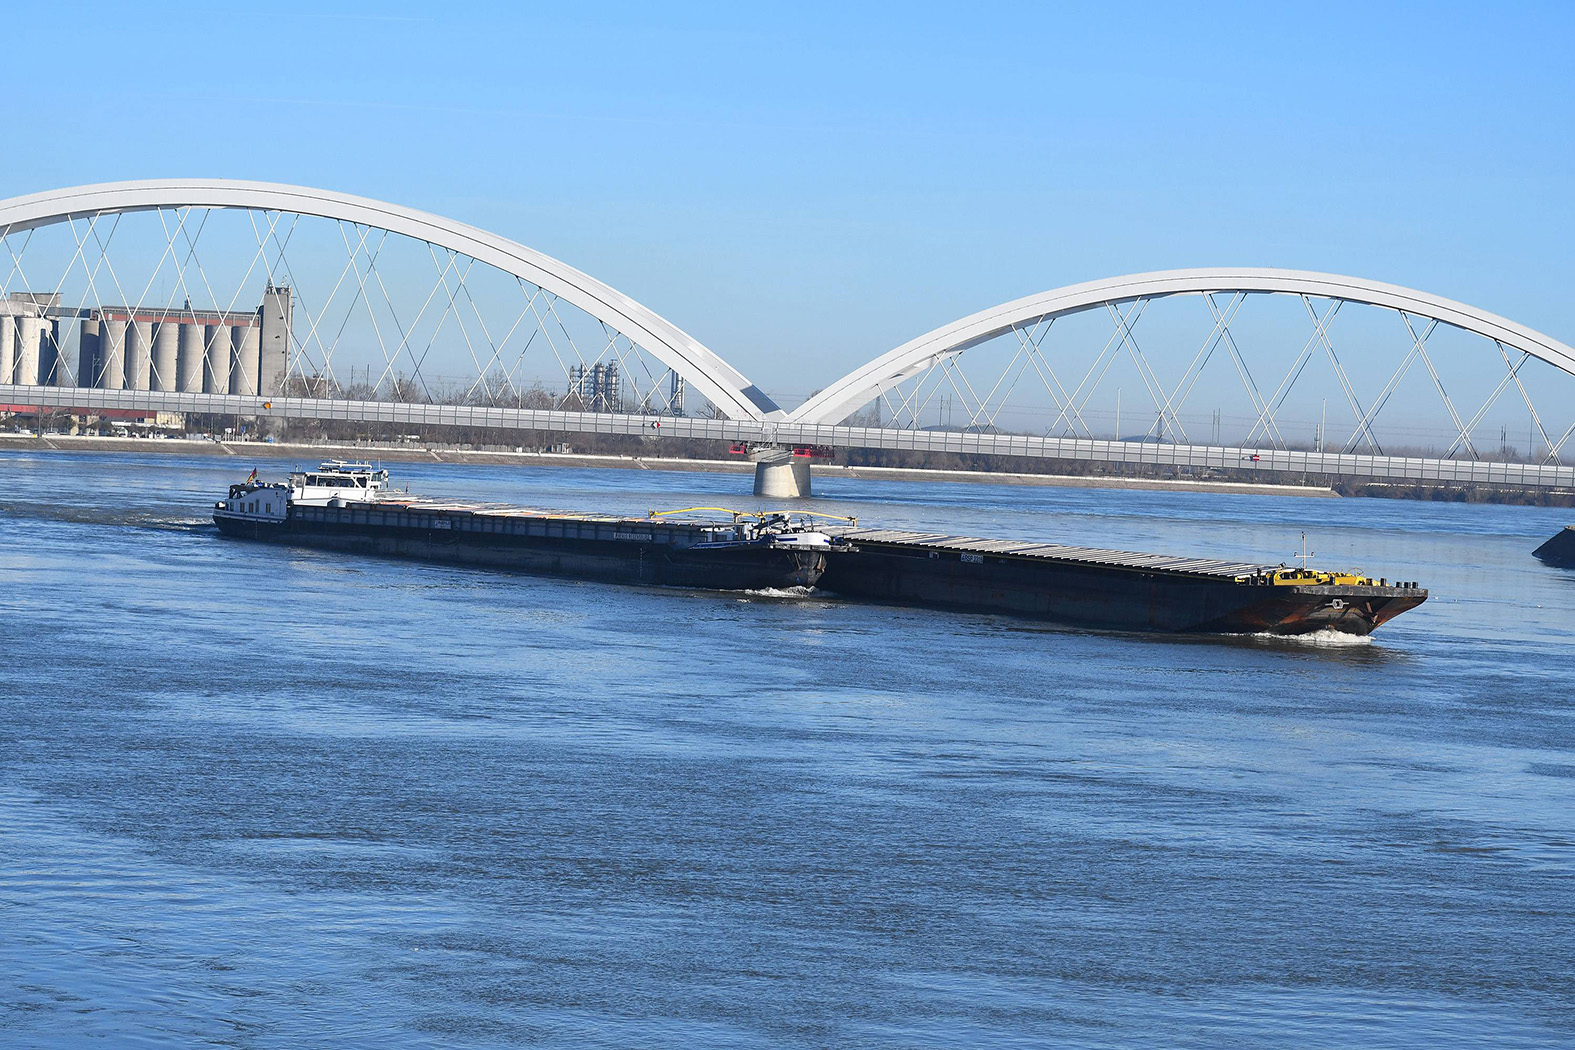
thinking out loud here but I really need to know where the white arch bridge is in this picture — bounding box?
[3,179,1574,493]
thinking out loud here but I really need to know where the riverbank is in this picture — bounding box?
[0,433,1341,498]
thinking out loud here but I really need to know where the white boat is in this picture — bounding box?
[287,461,389,506]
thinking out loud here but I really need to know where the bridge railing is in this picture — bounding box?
[3,384,1573,489]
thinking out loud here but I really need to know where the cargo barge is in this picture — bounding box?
[1533,526,1575,568]
[213,464,1427,636]
[817,527,1426,635]
[213,462,831,589]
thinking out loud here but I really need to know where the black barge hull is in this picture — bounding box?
[215,504,825,591]
[1533,526,1575,568]
[820,529,1426,635]
[213,497,1428,636]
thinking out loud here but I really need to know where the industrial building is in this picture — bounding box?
[0,284,291,396]
[0,293,64,386]
[568,360,622,412]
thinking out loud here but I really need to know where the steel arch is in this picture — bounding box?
[789,268,1575,425]
[0,179,783,420]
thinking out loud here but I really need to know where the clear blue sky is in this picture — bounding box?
[5,1,1573,401]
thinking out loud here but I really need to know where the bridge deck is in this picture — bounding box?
[824,526,1275,581]
[5,384,1573,489]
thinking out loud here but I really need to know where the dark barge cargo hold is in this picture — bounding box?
[213,462,829,590]
[818,527,1427,636]
[213,463,1427,636]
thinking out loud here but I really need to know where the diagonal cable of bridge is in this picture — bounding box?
[4,181,1575,490]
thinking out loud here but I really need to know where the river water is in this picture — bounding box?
[2,450,1572,1048]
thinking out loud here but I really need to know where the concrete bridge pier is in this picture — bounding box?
[751,446,811,498]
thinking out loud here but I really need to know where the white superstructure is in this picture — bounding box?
[215,480,289,523]
[288,461,389,506]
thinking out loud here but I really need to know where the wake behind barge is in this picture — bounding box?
[213,463,1427,636]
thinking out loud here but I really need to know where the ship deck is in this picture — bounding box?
[377,498,625,520]
[284,496,754,547]
[291,497,1289,582]
[340,496,717,526]
[822,526,1277,582]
